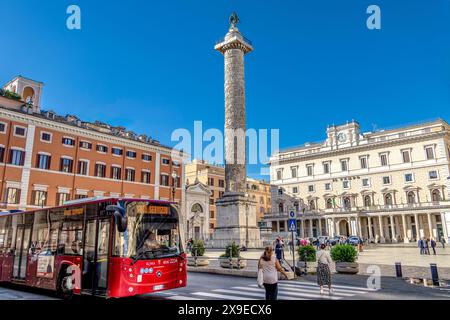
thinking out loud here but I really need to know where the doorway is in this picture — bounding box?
[82,218,111,295]
[12,225,31,280]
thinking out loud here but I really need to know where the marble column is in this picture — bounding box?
[401,214,409,243]
[427,213,433,238]
[309,219,313,237]
[440,212,449,241]
[368,217,373,241]
[318,218,323,236]
[212,14,261,248]
[414,213,420,240]
[357,217,362,238]
[378,215,385,243]
[389,215,397,242]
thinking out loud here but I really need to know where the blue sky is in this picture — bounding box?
[0,0,449,179]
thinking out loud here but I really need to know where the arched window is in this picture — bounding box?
[364,195,371,207]
[431,189,441,202]
[326,198,333,209]
[343,197,351,209]
[278,203,284,213]
[309,200,315,210]
[384,193,393,205]
[407,191,416,204]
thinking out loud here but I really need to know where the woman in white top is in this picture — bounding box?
[316,243,333,294]
[258,246,288,300]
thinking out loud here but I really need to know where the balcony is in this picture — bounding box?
[215,36,253,46]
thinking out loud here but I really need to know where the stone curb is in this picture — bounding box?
[187,266,257,278]
[188,263,450,280]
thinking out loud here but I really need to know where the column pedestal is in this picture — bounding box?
[211,193,262,248]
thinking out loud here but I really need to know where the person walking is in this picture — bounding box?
[430,238,437,255]
[258,247,289,300]
[316,243,333,295]
[423,238,430,255]
[418,238,424,255]
[441,237,446,249]
[275,237,283,261]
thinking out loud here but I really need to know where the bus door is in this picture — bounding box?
[82,218,111,295]
[12,225,31,279]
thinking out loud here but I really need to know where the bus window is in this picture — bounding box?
[58,207,84,255]
[0,216,6,253]
[31,210,61,255]
[4,216,13,254]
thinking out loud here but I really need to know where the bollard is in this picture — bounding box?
[430,263,439,286]
[395,262,403,278]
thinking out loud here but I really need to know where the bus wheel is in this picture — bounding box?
[57,268,74,300]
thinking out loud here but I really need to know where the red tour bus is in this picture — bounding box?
[0,197,187,299]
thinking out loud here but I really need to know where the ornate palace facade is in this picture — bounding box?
[0,76,185,211]
[267,120,450,243]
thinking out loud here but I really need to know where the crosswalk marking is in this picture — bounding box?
[232,286,340,300]
[279,280,377,292]
[192,292,257,300]
[146,280,372,301]
[169,295,204,300]
[213,289,305,300]
[274,283,363,296]
[248,284,354,297]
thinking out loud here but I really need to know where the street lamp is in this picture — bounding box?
[171,171,178,202]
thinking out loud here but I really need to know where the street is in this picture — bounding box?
[1,272,449,301]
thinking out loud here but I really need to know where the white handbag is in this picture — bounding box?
[257,269,264,288]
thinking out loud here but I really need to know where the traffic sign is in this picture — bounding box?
[289,211,296,218]
[288,219,297,232]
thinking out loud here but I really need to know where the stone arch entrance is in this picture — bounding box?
[190,203,204,240]
[338,219,350,236]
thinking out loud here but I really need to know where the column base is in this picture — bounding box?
[403,238,410,243]
[379,237,385,244]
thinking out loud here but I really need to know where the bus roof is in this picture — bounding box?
[0,197,175,217]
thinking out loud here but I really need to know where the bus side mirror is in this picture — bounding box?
[106,205,128,232]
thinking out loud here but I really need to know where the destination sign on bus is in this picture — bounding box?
[136,204,169,215]
[64,207,84,216]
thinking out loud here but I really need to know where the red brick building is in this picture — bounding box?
[0,76,185,211]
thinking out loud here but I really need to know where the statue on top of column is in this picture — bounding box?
[229,11,240,29]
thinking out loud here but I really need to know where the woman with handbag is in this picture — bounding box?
[316,244,333,295]
[258,246,289,300]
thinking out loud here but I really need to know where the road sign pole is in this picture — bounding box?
[291,229,296,277]
[288,210,297,278]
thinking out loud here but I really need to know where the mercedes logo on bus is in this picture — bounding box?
[156,271,162,278]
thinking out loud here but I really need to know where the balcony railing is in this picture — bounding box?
[215,36,253,46]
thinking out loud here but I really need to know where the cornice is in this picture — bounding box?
[273,131,448,165]
[0,107,181,158]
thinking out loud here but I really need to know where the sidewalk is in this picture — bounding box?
[188,246,450,280]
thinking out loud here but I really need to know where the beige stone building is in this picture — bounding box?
[185,160,272,235]
[268,120,450,243]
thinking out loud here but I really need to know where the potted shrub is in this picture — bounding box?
[296,245,317,273]
[219,242,247,269]
[187,240,209,267]
[331,244,359,274]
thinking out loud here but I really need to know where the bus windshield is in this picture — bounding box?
[113,201,182,260]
